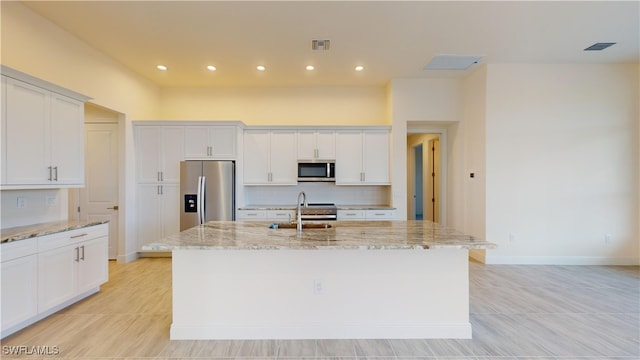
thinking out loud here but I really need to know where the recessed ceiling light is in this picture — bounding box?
[207,65,217,71]
[355,65,364,72]
[306,65,315,71]
[156,65,168,71]
[256,65,266,71]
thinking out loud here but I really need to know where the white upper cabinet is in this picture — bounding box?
[1,68,89,189]
[297,130,335,160]
[335,130,390,185]
[2,78,85,187]
[184,126,236,159]
[243,130,297,185]
[135,126,184,183]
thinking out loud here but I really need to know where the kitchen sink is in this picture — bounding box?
[269,222,333,229]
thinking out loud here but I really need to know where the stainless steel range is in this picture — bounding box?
[299,203,337,221]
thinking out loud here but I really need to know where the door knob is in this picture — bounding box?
[107,205,119,210]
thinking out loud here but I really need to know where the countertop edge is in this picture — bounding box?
[1,220,109,244]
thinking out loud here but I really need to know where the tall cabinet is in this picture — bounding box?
[135,125,184,249]
[1,66,90,188]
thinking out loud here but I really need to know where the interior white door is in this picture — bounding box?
[79,123,119,259]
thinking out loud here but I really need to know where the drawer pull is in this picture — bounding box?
[70,233,88,239]
[80,245,85,261]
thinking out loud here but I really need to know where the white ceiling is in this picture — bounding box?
[21,1,640,88]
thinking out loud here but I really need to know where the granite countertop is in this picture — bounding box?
[1,220,109,244]
[239,205,396,210]
[143,220,495,251]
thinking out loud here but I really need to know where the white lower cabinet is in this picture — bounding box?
[1,223,108,338]
[1,239,38,334]
[137,183,180,249]
[237,209,296,221]
[37,225,109,313]
[337,209,395,221]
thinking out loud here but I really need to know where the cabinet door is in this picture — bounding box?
[243,130,270,184]
[1,255,38,331]
[161,127,184,183]
[161,183,181,238]
[50,93,84,185]
[335,131,363,184]
[1,76,6,185]
[362,131,390,184]
[77,236,108,294]
[38,244,77,312]
[209,126,236,158]
[137,184,162,248]
[269,131,297,185]
[297,131,317,160]
[4,78,50,185]
[183,126,211,159]
[316,130,336,159]
[136,126,162,183]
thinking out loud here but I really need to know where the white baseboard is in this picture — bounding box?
[485,255,639,266]
[117,251,139,263]
[170,323,472,340]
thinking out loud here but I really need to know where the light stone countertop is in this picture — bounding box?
[1,220,109,244]
[143,220,495,251]
[238,205,396,210]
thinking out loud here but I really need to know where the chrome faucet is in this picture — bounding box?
[296,191,308,232]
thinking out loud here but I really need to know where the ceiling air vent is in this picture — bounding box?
[312,39,330,51]
[424,55,483,71]
[584,42,616,51]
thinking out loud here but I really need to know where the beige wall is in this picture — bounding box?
[158,86,387,125]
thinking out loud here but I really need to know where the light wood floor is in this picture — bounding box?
[1,257,638,359]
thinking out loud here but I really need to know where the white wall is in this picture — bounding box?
[484,64,639,265]
[390,79,465,221]
[462,66,488,262]
[244,183,390,207]
[1,2,161,262]
[1,190,67,228]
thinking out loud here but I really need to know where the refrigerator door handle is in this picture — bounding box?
[197,176,203,225]
[199,176,206,225]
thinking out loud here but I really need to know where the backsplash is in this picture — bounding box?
[243,182,390,206]
[0,189,68,229]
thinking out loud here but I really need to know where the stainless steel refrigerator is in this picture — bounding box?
[180,160,235,230]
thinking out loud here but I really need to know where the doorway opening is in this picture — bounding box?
[406,124,447,225]
[69,103,123,260]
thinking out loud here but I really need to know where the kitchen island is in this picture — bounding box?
[144,220,495,340]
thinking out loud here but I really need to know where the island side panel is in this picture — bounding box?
[171,248,471,339]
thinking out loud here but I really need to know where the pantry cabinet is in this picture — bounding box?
[335,130,390,185]
[243,130,297,185]
[184,125,236,159]
[1,72,88,188]
[136,183,180,249]
[135,126,184,183]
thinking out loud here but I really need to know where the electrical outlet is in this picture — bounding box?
[16,197,26,209]
[46,195,56,207]
[313,279,324,295]
[605,234,612,243]
[508,233,516,242]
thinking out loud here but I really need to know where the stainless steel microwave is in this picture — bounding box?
[297,161,335,182]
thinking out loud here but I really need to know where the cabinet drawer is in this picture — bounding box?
[38,224,108,252]
[1,238,38,262]
[237,210,267,220]
[365,210,395,220]
[337,210,366,220]
[266,210,296,221]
